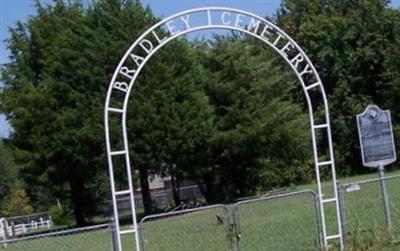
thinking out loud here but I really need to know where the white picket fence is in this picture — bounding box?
[0,217,53,240]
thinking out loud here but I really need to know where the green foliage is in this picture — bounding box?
[1,189,34,217]
[127,39,217,208]
[0,141,19,208]
[340,217,398,251]
[49,204,74,226]
[2,0,400,222]
[194,35,312,200]
[128,40,216,178]
[276,0,400,175]
[0,0,157,224]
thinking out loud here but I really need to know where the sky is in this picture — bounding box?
[0,0,400,138]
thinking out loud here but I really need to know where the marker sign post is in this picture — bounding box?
[357,105,397,230]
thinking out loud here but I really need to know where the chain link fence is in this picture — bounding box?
[139,205,231,251]
[233,190,320,251]
[2,175,400,251]
[0,223,112,251]
[0,190,322,251]
[338,174,400,246]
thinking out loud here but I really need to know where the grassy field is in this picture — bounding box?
[2,170,400,251]
[0,229,113,251]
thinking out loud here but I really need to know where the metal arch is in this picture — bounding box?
[104,7,343,251]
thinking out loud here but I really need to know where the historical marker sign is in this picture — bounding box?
[357,105,397,167]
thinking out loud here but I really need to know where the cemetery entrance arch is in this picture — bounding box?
[104,7,343,251]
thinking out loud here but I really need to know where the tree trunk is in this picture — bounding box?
[68,173,87,226]
[170,165,180,206]
[222,164,237,202]
[138,167,153,214]
[198,172,219,204]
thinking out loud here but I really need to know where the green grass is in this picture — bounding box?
[1,229,112,251]
[140,207,230,251]
[233,192,320,251]
[2,171,400,251]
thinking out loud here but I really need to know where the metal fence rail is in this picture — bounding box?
[2,174,400,251]
[338,174,400,246]
[233,189,320,251]
[139,204,231,251]
[0,223,112,251]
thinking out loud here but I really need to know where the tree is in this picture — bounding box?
[1,0,217,219]
[276,0,400,174]
[195,35,312,201]
[0,0,158,225]
[2,189,34,217]
[0,141,19,209]
[380,8,400,160]
[127,40,216,209]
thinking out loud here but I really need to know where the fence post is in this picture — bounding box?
[226,208,237,251]
[231,206,241,251]
[378,165,392,230]
[336,182,346,248]
[138,223,147,251]
[110,217,119,251]
[1,219,9,246]
[10,222,16,238]
[312,193,323,250]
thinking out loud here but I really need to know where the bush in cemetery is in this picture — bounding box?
[0,141,19,209]
[49,204,74,227]
[1,189,33,217]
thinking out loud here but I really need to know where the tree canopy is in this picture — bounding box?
[1,0,158,224]
[0,0,399,223]
[277,0,400,174]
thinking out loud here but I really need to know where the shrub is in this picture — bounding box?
[1,189,33,217]
[49,204,73,227]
